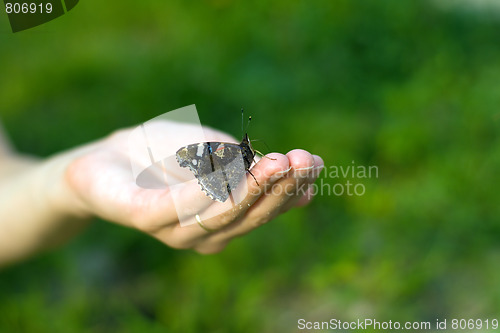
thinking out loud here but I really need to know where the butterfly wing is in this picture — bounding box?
[176,142,247,202]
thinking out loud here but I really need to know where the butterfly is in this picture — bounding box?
[175,110,269,203]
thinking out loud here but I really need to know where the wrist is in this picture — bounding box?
[39,149,94,221]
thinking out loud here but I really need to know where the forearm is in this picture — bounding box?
[0,151,93,268]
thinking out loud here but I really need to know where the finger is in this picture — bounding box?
[294,184,315,207]
[204,149,316,243]
[291,154,324,208]
[244,149,318,216]
[193,239,230,254]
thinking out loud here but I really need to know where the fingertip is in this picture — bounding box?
[286,149,315,171]
[312,154,324,168]
[312,154,325,176]
[295,196,312,207]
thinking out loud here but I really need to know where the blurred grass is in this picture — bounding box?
[1,0,500,332]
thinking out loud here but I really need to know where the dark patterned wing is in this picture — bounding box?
[176,142,247,202]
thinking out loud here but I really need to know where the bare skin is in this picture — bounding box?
[0,120,323,267]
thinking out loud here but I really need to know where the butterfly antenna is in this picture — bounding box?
[241,108,244,137]
[245,116,252,133]
[251,139,271,151]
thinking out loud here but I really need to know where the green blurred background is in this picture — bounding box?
[1,0,500,332]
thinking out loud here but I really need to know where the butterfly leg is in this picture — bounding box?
[247,170,260,186]
[254,149,277,160]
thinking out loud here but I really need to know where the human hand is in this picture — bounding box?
[65,121,324,254]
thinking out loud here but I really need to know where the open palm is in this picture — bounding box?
[66,121,323,253]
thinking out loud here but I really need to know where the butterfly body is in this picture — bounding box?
[175,133,256,202]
